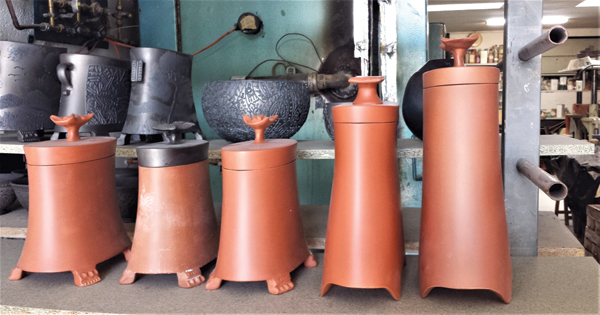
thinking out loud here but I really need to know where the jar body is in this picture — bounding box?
[420,80,512,303]
[125,160,218,274]
[16,156,131,273]
[322,113,405,300]
[213,161,310,281]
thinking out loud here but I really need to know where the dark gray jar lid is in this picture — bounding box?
[136,122,208,167]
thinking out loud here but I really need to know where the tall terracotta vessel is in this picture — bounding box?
[206,115,317,295]
[9,113,131,286]
[321,76,405,300]
[419,35,512,303]
[119,122,219,288]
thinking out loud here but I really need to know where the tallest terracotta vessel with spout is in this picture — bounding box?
[419,34,512,303]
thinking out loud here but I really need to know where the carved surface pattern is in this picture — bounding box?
[86,65,131,126]
[0,188,16,212]
[202,80,310,142]
[0,42,64,130]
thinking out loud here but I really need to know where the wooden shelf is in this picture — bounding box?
[0,135,594,159]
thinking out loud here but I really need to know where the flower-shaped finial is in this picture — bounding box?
[440,34,479,67]
[243,114,278,143]
[50,113,94,142]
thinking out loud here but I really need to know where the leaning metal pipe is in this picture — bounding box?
[5,0,44,30]
[518,26,568,61]
[239,73,351,93]
[516,158,568,201]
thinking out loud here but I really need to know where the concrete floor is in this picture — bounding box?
[1,239,599,314]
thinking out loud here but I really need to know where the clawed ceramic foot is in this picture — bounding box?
[8,267,24,281]
[303,254,317,268]
[119,269,136,285]
[205,273,222,290]
[177,269,205,288]
[267,274,294,295]
[123,248,132,262]
[72,269,101,287]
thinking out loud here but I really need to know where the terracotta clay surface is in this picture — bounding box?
[207,115,316,295]
[419,36,512,303]
[321,76,405,300]
[440,34,479,67]
[119,160,218,288]
[10,113,131,287]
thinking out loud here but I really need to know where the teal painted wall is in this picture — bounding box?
[138,0,177,50]
[177,0,352,205]
[397,0,427,208]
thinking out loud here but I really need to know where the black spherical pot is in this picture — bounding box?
[201,80,311,142]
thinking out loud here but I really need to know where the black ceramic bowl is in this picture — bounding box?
[323,102,344,140]
[116,176,138,222]
[11,169,28,177]
[201,80,311,142]
[10,177,29,210]
[0,173,24,214]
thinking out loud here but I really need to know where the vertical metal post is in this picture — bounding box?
[502,0,543,256]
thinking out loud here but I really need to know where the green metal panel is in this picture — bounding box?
[138,0,177,50]
[179,0,347,204]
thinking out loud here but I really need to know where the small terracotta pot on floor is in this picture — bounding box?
[205,115,316,295]
[321,76,405,300]
[119,122,219,288]
[419,34,512,303]
[9,113,131,287]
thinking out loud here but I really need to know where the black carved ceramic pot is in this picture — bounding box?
[10,177,28,211]
[0,41,66,141]
[323,102,343,140]
[116,176,138,223]
[0,173,24,214]
[121,48,203,137]
[52,53,131,138]
[201,80,310,142]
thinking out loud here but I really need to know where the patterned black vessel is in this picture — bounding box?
[202,80,310,142]
[0,41,66,141]
[119,47,204,144]
[52,53,131,138]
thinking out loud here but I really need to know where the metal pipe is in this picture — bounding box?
[592,69,597,104]
[516,158,568,201]
[518,26,568,61]
[47,0,55,26]
[243,73,351,93]
[5,0,44,30]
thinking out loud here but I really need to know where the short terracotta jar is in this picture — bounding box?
[205,115,316,295]
[419,35,512,303]
[321,76,405,300]
[119,122,219,288]
[9,113,131,287]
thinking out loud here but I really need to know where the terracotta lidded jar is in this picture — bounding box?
[419,35,512,303]
[206,115,317,295]
[9,113,131,287]
[119,122,219,288]
[321,76,405,300]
